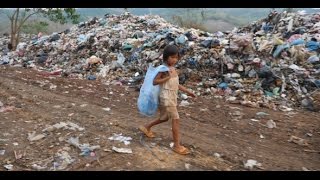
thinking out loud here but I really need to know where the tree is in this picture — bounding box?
[171,9,207,31]
[21,20,49,34]
[201,8,206,21]
[0,8,80,50]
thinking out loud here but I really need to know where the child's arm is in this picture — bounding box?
[153,72,170,85]
[178,84,196,98]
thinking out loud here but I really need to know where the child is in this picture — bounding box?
[139,45,196,155]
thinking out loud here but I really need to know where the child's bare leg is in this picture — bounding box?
[145,119,168,131]
[172,118,189,154]
[172,118,181,147]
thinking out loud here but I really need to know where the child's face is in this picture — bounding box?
[167,54,179,66]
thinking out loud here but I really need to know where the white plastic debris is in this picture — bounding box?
[256,112,269,116]
[28,131,46,141]
[302,167,310,171]
[200,108,208,112]
[66,121,85,131]
[226,96,237,101]
[0,101,3,107]
[4,164,13,170]
[67,137,100,155]
[289,64,305,71]
[98,66,110,78]
[112,146,132,154]
[244,159,262,170]
[180,100,190,107]
[233,111,242,116]
[170,142,174,148]
[102,107,111,112]
[185,163,191,170]
[214,153,221,158]
[306,133,313,137]
[32,164,46,170]
[49,84,57,90]
[108,133,132,145]
[54,151,74,170]
[266,120,276,129]
[181,94,188,100]
[0,150,5,155]
[53,122,68,129]
[42,121,84,132]
[80,104,88,107]
[289,136,308,146]
[260,135,265,139]
[67,137,81,147]
[279,106,293,112]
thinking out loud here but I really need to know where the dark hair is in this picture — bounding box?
[163,44,179,62]
[8,43,12,50]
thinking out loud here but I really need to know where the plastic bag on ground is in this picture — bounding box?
[137,64,169,117]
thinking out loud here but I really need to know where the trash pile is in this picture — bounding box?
[0,11,319,111]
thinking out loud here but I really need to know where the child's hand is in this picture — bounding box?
[189,92,196,98]
[168,68,177,78]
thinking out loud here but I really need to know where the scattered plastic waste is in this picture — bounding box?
[108,133,132,145]
[112,146,132,154]
[244,159,262,170]
[266,120,276,129]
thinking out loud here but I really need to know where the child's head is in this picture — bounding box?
[163,44,179,66]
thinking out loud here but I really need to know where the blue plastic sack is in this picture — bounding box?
[137,64,169,117]
[77,34,87,43]
[218,82,228,90]
[306,41,320,51]
[290,39,304,46]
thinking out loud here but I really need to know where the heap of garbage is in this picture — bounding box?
[0,11,319,111]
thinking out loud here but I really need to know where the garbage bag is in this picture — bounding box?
[218,82,228,90]
[175,35,187,45]
[77,34,87,43]
[307,55,319,63]
[273,43,290,57]
[49,33,60,42]
[306,41,320,51]
[137,64,169,117]
[290,39,304,46]
[201,40,212,48]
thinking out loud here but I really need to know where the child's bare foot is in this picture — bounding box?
[139,126,155,138]
[172,145,190,155]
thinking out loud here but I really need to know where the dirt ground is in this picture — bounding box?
[0,65,319,171]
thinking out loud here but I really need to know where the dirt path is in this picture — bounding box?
[0,66,319,171]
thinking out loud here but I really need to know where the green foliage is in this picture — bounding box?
[40,8,80,24]
[0,8,80,50]
[21,20,48,34]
